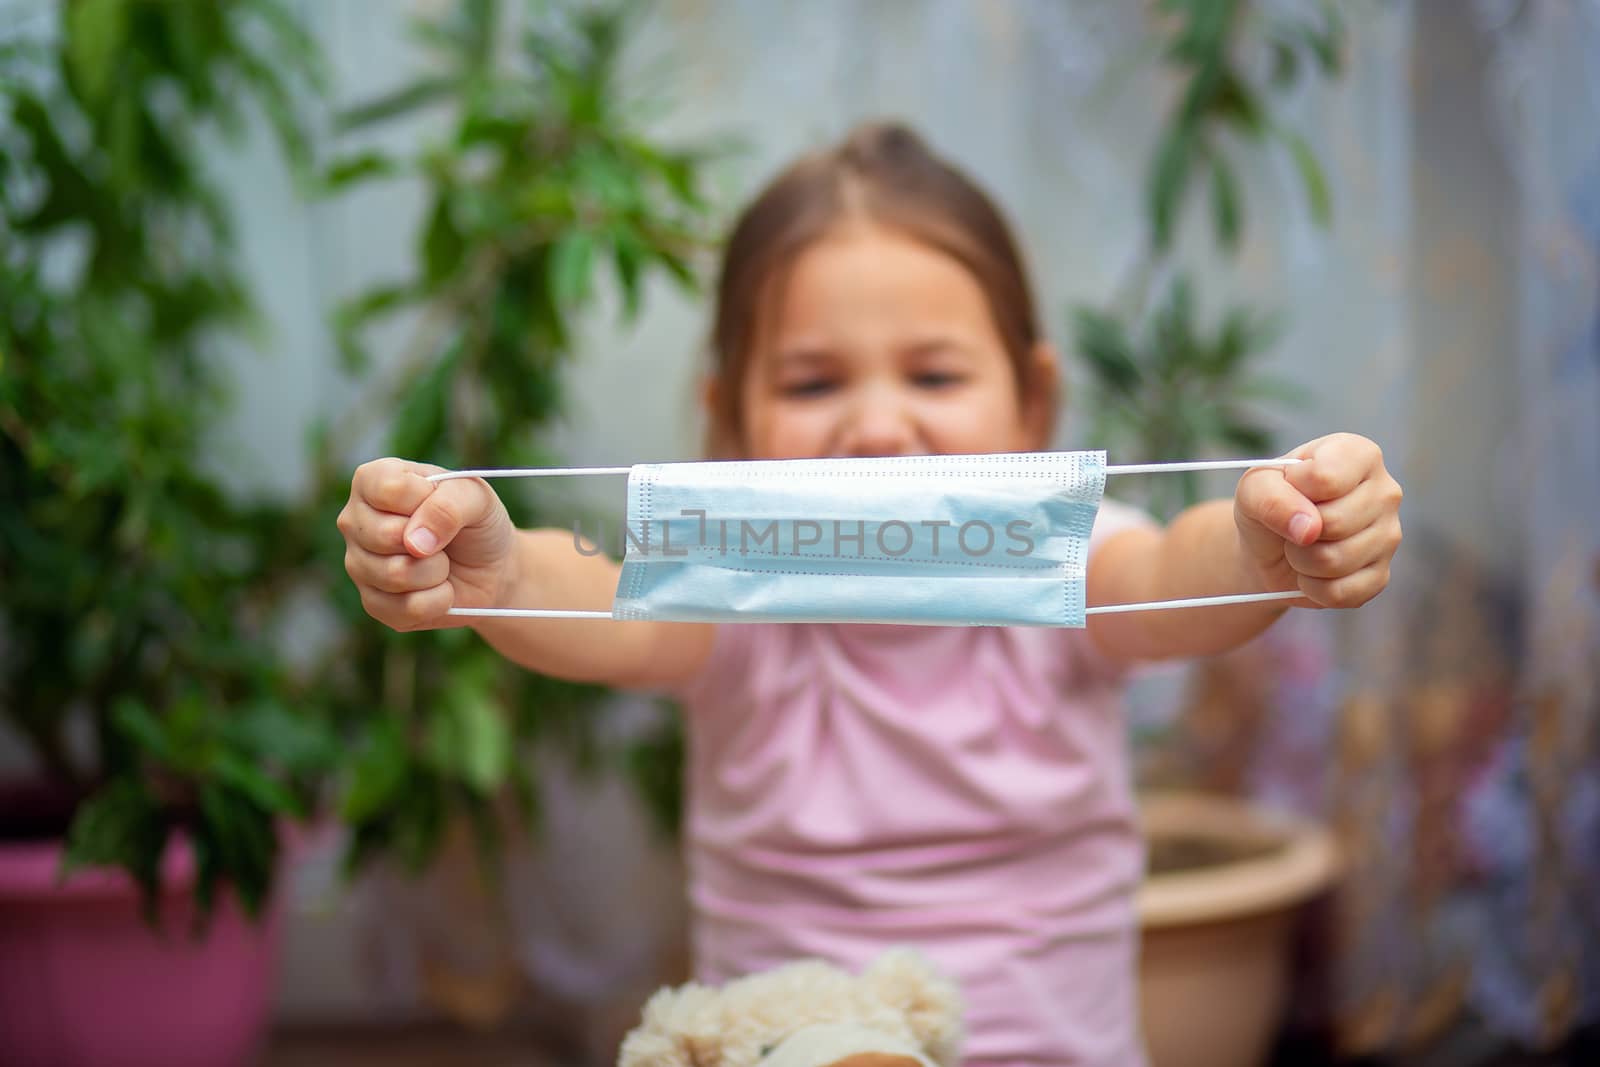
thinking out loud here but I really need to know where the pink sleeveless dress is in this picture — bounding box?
[667,500,1153,1066]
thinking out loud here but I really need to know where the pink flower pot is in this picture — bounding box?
[0,836,284,1067]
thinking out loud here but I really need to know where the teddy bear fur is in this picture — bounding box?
[617,949,964,1067]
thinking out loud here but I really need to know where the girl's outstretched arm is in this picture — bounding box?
[469,529,715,688]
[338,458,713,689]
[1085,433,1403,663]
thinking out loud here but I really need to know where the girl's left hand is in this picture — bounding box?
[1233,433,1404,608]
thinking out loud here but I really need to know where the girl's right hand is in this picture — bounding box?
[337,458,515,631]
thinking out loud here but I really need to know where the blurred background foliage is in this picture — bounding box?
[1,0,329,918]
[0,0,715,919]
[307,0,717,874]
[1071,0,1340,518]
[0,0,1339,918]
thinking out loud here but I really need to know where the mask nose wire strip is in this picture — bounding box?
[430,457,1306,619]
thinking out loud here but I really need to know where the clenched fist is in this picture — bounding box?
[1234,433,1404,609]
[336,458,515,630]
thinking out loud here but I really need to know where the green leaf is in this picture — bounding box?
[655,249,698,292]
[611,230,644,320]
[640,145,706,209]
[214,752,302,816]
[251,0,327,90]
[1208,305,1280,375]
[336,77,456,131]
[198,782,276,917]
[341,719,408,823]
[1148,127,1195,251]
[65,0,128,106]
[1281,129,1332,227]
[224,699,339,779]
[580,151,641,214]
[1150,275,1202,381]
[1160,275,1197,335]
[422,198,464,284]
[622,709,684,838]
[549,232,595,309]
[458,697,510,794]
[1072,307,1143,395]
[113,699,174,763]
[388,341,458,457]
[1209,152,1243,252]
[334,281,418,371]
[416,0,497,69]
[1219,421,1275,454]
[321,151,399,193]
[11,96,98,237]
[62,778,167,921]
[425,683,510,794]
[190,823,219,925]
[1212,70,1266,137]
[1312,1,1344,74]
[459,0,498,71]
[507,759,541,828]
[391,773,445,873]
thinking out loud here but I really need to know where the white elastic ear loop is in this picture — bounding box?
[428,457,1306,620]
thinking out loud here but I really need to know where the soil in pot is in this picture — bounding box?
[1145,831,1281,877]
[0,778,88,841]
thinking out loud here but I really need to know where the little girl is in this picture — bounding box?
[338,122,1403,1066]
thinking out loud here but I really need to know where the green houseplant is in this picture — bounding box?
[246,2,717,1032]
[0,0,328,918]
[304,0,718,882]
[1077,6,1349,1067]
[2,0,719,1051]
[0,2,332,1063]
[1073,0,1336,519]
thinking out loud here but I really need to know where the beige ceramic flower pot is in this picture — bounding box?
[1136,792,1339,1067]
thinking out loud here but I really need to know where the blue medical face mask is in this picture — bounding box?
[432,451,1302,626]
[612,450,1106,627]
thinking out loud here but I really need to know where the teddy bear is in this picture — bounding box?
[616,949,965,1067]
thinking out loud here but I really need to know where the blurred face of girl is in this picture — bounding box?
[732,225,1055,460]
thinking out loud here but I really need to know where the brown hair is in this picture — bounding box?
[705,120,1054,457]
